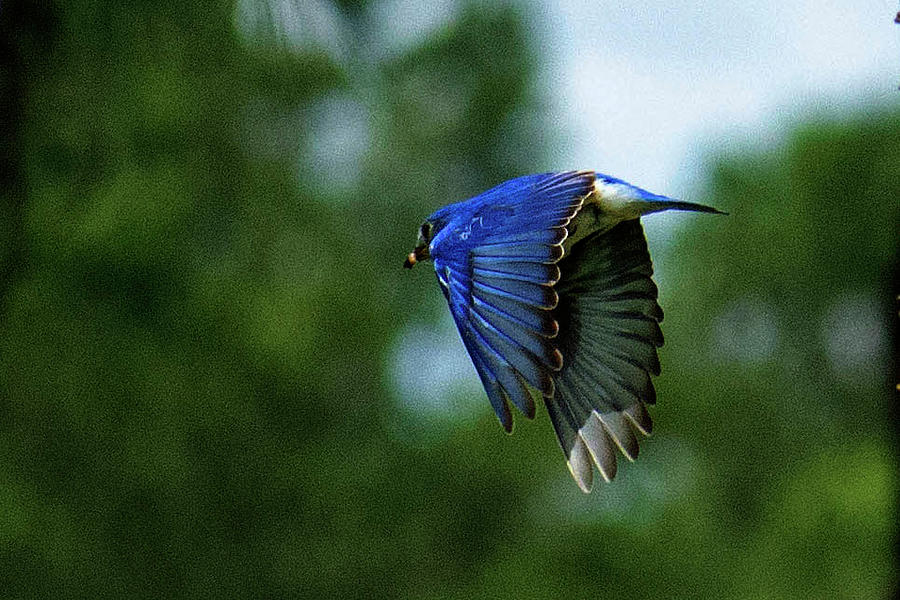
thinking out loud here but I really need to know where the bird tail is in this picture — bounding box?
[638,196,727,216]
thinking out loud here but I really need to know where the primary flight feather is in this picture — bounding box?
[404,171,723,492]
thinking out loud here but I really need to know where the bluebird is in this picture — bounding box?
[404,171,723,492]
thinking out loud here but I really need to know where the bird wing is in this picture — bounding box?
[432,171,596,432]
[545,219,663,492]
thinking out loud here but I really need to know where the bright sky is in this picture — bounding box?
[536,0,900,196]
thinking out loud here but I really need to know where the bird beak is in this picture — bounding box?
[404,244,429,269]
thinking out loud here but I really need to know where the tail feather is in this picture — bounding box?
[641,198,727,215]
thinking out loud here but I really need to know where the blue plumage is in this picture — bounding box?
[405,171,723,491]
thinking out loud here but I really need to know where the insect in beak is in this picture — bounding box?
[404,244,429,268]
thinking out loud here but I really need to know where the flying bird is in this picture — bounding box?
[404,171,723,492]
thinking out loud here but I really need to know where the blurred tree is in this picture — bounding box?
[657,112,899,599]
[0,1,546,598]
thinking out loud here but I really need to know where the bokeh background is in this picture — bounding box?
[1,1,897,598]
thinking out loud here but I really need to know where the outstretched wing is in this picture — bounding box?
[431,171,596,431]
[544,219,663,492]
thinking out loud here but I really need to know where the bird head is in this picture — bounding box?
[404,220,433,268]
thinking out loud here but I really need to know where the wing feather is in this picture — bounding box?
[473,243,564,261]
[430,171,596,427]
[543,219,664,491]
[472,261,561,285]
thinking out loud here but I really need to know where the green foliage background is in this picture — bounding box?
[1,2,896,598]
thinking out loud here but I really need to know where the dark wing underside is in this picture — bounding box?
[545,219,663,492]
